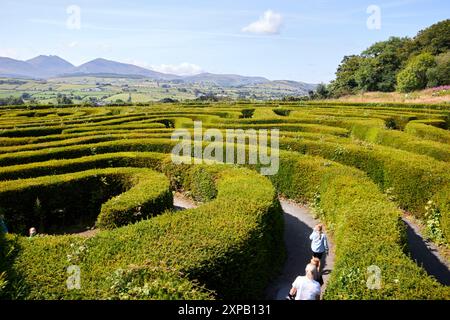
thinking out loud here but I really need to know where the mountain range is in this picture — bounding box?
[0,55,315,89]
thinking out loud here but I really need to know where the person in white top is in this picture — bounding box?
[289,264,321,300]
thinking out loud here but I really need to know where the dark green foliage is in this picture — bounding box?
[272,108,291,116]
[412,19,450,55]
[239,108,255,119]
[56,94,73,105]
[329,20,450,96]
[0,96,24,106]
[397,53,436,92]
[426,52,450,87]
[329,55,363,96]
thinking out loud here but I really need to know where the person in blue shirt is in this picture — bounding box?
[309,224,328,271]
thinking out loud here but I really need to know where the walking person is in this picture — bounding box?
[310,257,324,286]
[288,264,321,300]
[309,224,328,271]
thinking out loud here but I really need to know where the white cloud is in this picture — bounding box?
[68,41,78,48]
[150,63,203,76]
[242,10,283,35]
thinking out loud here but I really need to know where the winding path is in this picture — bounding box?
[173,194,450,297]
[173,194,335,299]
[402,216,450,286]
[265,199,334,300]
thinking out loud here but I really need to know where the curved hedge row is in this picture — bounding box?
[350,120,450,162]
[0,167,173,233]
[405,121,450,144]
[1,165,283,300]
[0,132,448,239]
[0,103,448,300]
[269,152,449,299]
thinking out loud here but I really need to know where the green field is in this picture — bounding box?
[0,76,315,105]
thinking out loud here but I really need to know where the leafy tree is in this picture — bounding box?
[412,19,450,55]
[0,96,24,106]
[315,83,330,99]
[426,52,450,87]
[328,20,450,96]
[329,55,363,97]
[396,53,436,92]
[355,58,380,91]
[359,37,413,91]
[56,94,73,105]
[21,93,31,100]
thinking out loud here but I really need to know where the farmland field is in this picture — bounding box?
[0,101,449,300]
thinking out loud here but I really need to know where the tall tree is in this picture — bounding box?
[412,19,450,55]
[396,53,436,92]
[329,55,363,97]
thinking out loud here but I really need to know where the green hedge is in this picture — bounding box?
[351,120,450,162]
[0,168,172,233]
[0,152,167,180]
[0,133,447,241]
[1,165,284,300]
[278,137,450,238]
[405,121,450,144]
[269,152,449,299]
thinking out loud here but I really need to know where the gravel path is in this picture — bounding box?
[265,199,334,300]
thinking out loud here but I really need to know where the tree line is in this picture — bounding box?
[317,19,450,98]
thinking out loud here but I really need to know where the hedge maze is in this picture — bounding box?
[0,101,449,299]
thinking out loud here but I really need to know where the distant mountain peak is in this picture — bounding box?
[0,55,315,90]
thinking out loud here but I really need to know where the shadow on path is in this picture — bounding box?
[402,218,450,286]
[265,199,334,300]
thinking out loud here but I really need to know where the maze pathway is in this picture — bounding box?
[265,199,334,300]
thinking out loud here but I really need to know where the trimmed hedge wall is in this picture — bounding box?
[405,121,450,144]
[269,152,449,299]
[278,137,450,240]
[351,120,450,162]
[1,165,284,300]
[0,168,172,233]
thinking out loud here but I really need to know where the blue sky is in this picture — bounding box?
[0,0,448,83]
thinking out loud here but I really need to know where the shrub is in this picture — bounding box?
[396,53,436,93]
[239,108,255,119]
[351,120,450,162]
[272,108,291,116]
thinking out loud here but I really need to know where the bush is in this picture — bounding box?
[239,108,255,119]
[396,53,436,92]
[272,108,291,116]
[351,120,450,162]
[278,137,450,238]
